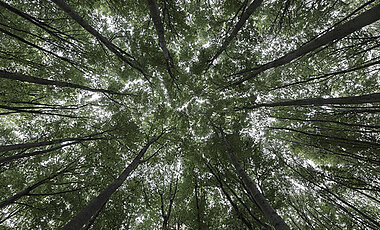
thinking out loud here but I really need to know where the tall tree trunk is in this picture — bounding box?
[209,0,263,64]
[51,0,146,77]
[145,0,175,79]
[0,138,103,164]
[62,132,164,230]
[0,130,109,153]
[206,162,254,230]
[0,70,130,95]
[213,125,290,230]
[238,92,380,110]
[0,165,69,208]
[194,175,202,230]
[230,3,380,86]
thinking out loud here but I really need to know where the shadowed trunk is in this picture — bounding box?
[212,124,290,230]
[209,0,263,64]
[51,0,146,76]
[0,166,69,208]
[146,0,175,79]
[62,132,165,230]
[0,131,109,153]
[230,3,380,86]
[237,92,380,110]
[0,70,130,96]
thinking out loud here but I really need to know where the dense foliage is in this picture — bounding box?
[0,0,379,229]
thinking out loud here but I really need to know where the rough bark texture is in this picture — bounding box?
[62,133,164,230]
[0,70,128,95]
[238,92,380,110]
[231,3,380,86]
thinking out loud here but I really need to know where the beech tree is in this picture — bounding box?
[0,0,379,229]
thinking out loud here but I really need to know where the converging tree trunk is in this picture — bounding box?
[212,125,290,230]
[0,70,130,95]
[237,92,380,110]
[0,130,110,153]
[0,165,69,209]
[146,0,175,79]
[230,3,380,86]
[51,0,146,76]
[209,0,263,65]
[62,132,165,230]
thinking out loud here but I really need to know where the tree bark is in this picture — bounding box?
[0,131,109,153]
[271,127,380,147]
[238,92,380,110]
[145,0,175,79]
[62,132,164,230]
[0,138,103,164]
[230,3,380,86]
[209,0,263,64]
[0,166,68,208]
[0,70,130,96]
[286,161,380,228]
[213,126,290,230]
[206,162,254,230]
[194,175,202,230]
[51,0,146,77]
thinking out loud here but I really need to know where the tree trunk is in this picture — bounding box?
[145,0,175,79]
[62,133,164,230]
[0,131,109,153]
[0,166,68,208]
[215,127,290,230]
[0,70,129,95]
[0,138,103,164]
[231,3,380,86]
[209,0,263,64]
[51,0,146,76]
[206,162,254,230]
[238,92,380,110]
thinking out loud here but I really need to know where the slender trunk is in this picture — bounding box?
[271,59,380,91]
[194,176,202,230]
[206,163,254,230]
[271,127,380,147]
[288,202,316,230]
[0,104,85,118]
[209,0,263,64]
[62,133,164,230]
[0,166,67,208]
[0,27,80,68]
[51,0,146,77]
[0,70,130,96]
[286,161,380,228]
[0,138,103,164]
[279,138,380,165]
[0,1,83,46]
[145,0,174,79]
[238,92,380,110]
[214,127,290,230]
[272,116,380,129]
[0,130,109,153]
[230,3,380,86]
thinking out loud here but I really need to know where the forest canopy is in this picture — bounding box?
[0,0,379,229]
